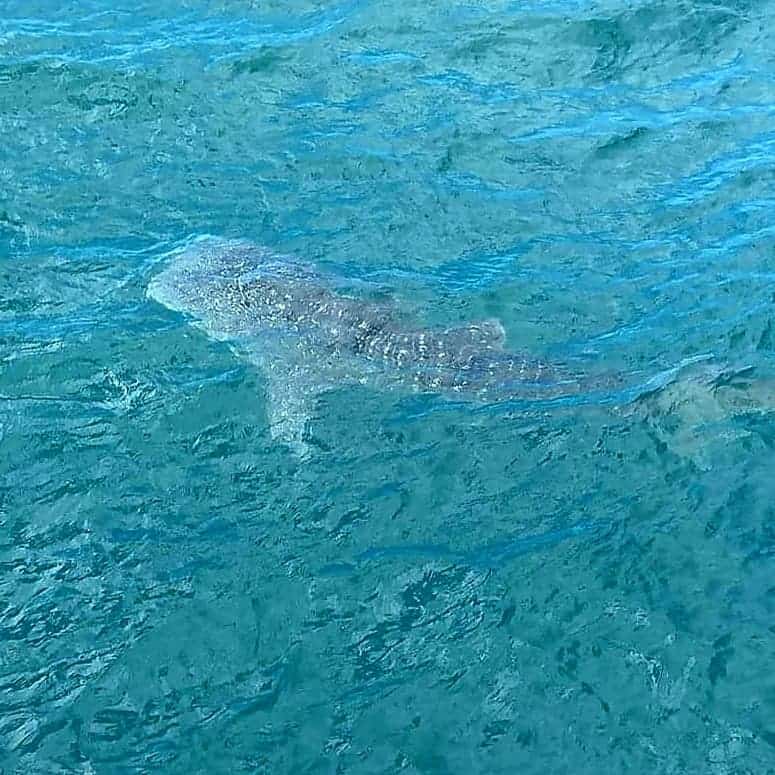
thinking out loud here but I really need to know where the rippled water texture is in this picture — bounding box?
[3,1,775,772]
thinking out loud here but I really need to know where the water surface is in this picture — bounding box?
[2,0,775,772]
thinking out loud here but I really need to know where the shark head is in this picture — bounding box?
[147,235,263,316]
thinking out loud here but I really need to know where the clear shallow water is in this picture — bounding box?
[2,0,775,771]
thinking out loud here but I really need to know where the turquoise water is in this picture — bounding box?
[3,0,775,771]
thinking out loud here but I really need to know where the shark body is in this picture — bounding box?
[148,237,633,451]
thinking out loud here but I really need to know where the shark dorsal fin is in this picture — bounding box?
[443,318,507,350]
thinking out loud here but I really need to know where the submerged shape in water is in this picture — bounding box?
[147,236,636,451]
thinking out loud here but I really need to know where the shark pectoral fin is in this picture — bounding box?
[263,370,318,457]
[242,335,349,457]
[445,318,507,350]
[235,335,318,456]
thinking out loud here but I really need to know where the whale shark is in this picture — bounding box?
[147,236,687,453]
